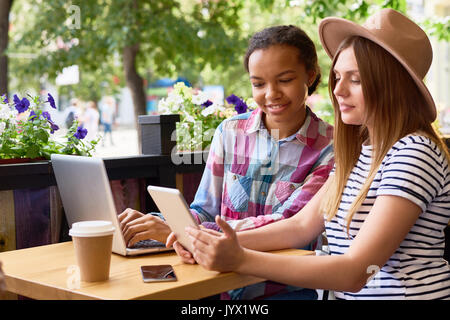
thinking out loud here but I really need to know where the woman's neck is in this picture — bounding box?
[263,107,307,140]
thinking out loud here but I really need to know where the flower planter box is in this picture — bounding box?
[138,114,180,155]
[0,158,47,165]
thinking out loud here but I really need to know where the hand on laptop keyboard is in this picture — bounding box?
[118,209,171,247]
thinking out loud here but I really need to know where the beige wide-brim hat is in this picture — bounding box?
[319,8,436,122]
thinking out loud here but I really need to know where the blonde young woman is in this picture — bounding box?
[174,9,450,299]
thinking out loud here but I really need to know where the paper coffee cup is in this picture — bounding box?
[69,221,115,282]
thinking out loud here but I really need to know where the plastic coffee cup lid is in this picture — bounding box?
[69,220,115,237]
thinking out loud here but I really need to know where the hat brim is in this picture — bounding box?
[319,17,436,122]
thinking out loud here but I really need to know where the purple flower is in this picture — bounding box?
[47,93,56,109]
[225,94,240,105]
[13,94,30,113]
[234,100,248,114]
[74,126,88,140]
[1,94,7,104]
[28,110,37,121]
[27,110,59,133]
[201,100,213,108]
[42,112,59,133]
[42,111,51,121]
[49,121,59,134]
[226,94,248,114]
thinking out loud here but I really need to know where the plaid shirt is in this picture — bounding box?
[190,107,334,231]
[188,107,334,300]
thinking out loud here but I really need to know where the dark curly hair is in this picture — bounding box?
[243,25,321,96]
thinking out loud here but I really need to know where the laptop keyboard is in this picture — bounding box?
[130,239,166,249]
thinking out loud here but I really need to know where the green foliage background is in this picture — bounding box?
[6,0,449,126]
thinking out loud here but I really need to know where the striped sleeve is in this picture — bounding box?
[377,136,445,211]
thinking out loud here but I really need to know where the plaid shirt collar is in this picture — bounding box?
[244,106,319,148]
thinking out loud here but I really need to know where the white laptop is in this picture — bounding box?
[51,154,173,256]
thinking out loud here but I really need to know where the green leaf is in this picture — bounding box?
[25,144,40,159]
[36,129,49,143]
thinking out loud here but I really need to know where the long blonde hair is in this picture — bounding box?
[321,36,450,234]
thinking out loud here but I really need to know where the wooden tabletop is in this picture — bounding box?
[0,241,313,300]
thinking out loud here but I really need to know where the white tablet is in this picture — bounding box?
[147,185,199,253]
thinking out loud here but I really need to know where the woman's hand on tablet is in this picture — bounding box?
[166,232,196,264]
[118,208,171,246]
[186,216,245,272]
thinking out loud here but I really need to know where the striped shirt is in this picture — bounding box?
[325,135,450,300]
[190,106,334,232]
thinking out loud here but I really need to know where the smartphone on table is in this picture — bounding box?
[140,265,177,283]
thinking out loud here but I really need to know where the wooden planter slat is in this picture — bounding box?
[0,190,16,252]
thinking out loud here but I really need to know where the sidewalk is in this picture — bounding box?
[92,125,139,158]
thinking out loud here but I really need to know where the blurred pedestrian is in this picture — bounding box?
[101,96,115,146]
[65,98,81,129]
[82,101,100,142]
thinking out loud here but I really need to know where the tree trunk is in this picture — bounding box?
[0,0,12,96]
[123,43,146,152]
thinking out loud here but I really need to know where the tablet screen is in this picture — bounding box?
[147,185,199,253]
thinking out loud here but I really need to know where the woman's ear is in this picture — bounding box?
[308,70,317,87]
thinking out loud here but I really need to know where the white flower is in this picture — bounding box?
[173,82,193,97]
[158,93,186,113]
[245,98,259,110]
[201,101,226,117]
[171,93,184,105]
[192,91,208,105]
[184,113,195,123]
[213,102,226,112]
[201,106,215,117]
[0,103,18,121]
[158,98,170,114]
[167,94,184,112]
[0,122,5,134]
[0,104,10,119]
